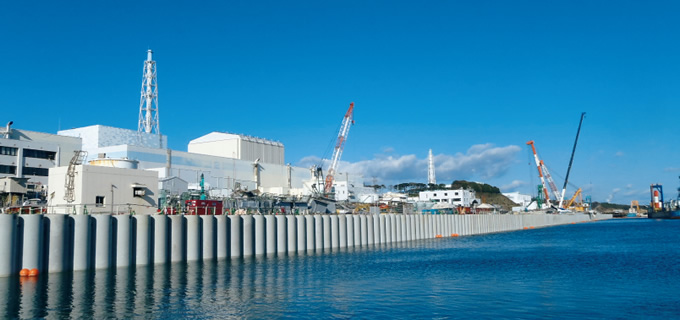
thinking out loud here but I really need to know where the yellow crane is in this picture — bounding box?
[629,200,640,214]
[565,188,582,210]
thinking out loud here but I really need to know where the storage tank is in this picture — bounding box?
[89,158,139,169]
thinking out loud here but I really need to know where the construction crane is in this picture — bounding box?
[629,200,640,215]
[540,160,561,201]
[565,188,582,209]
[527,140,550,204]
[324,102,355,194]
[527,141,561,204]
[64,150,88,203]
[558,112,586,208]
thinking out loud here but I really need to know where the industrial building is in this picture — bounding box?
[57,125,312,196]
[0,123,82,206]
[418,189,480,208]
[48,164,158,214]
[503,192,532,209]
[188,132,284,165]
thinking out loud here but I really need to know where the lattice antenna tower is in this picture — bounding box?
[428,149,436,185]
[138,49,160,134]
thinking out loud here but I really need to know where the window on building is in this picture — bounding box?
[133,186,146,197]
[23,149,56,160]
[0,146,18,156]
[434,193,437,197]
[455,192,459,195]
[23,167,49,176]
[95,196,105,207]
[0,165,17,174]
[453,198,461,202]
[444,193,448,196]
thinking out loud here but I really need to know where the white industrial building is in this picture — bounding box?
[503,191,539,212]
[503,192,531,207]
[57,125,375,202]
[159,176,189,196]
[188,132,284,165]
[58,125,310,194]
[0,124,82,202]
[419,189,480,207]
[48,164,158,215]
[325,172,378,203]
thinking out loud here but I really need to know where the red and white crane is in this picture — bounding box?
[540,160,561,201]
[527,140,562,206]
[527,140,550,203]
[324,102,355,194]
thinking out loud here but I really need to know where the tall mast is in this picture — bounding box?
[428,149,436,185]
[558,112,586,208]
[138,49,160,135]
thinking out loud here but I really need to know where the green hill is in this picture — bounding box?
[478,192,519,211]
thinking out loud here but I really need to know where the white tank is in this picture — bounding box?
[89,158,139,169]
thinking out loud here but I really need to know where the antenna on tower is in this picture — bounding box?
[428,149,436,185]
[138,49,160,136]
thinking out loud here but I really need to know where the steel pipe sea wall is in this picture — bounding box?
[0,213,611,277]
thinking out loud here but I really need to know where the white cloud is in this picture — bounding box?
[381,146,395,153]
[615,151,625,157]
[622,189,645,197]
[501,180,527,191]
[296,143,521,184]
[605,188,621,203]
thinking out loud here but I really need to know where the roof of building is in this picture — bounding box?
[189,132,283,147]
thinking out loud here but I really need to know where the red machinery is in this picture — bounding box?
[185,200,223,215]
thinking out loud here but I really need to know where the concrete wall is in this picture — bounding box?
[0,213,612,277]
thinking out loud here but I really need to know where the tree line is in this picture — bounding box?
[365,180,500,196]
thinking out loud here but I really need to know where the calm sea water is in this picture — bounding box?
[1,218,679,319]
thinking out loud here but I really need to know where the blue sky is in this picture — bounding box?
[2,1,679,204]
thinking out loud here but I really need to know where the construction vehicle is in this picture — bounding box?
[324,102,355,194]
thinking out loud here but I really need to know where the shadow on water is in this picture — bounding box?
[1,219,679,318]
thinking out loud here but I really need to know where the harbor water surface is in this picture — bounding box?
[2,218,679,318]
